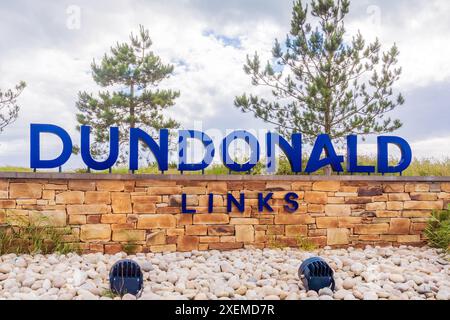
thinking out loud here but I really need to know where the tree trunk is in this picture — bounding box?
[129,83,135,174]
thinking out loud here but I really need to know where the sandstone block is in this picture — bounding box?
[266,182,291,191]
[9,183,42,199]
[69,215,86,225]
[207,182,227,194]
[85,191,110,204]
[386,202,403,211]
[166,229,184,237]
[312,181,340,192]
[0,200,15,209]
[403,201,443,210]
[150,244,176,253]
[397,235,421,243]
[67,204,109,215]
[68,181,96,191]
[274,214,314,225]
[133,196,157,213]
[147,186,182,195]
[80,224,111,242]
[325,204,351,216]
[101,214,127,224]
[146,231,166,245]
[316,217,339,228]
[30,210,66,227]
[56,191,84,205]
[354,223,389,235]
[208,243,243,250]
[388,193,411,201]
[383,184,404,193]
[186,225,208,236]
[87,215,101,224]
[230,218,259,225]
[169,195,198,206]
[112,229,146,242]
[304,192,327,204]
[327,228,349,245]
[441,183,450,192]
[235,225,255,242]
[358,186,382,197]
[42,190,55,200]
[104,244,122,254]
[285,225,308,237]
[177,236,199,251]
[177,214,192,226]
[182,187,206,195]
[208,225,234,236]
[410,193,438,201]
[376,211,401,218]
[137,214,176,229]
[389,218,411,235]
[194,214,229,225]
[96,181,125,192]
[366,202,386,211]
[403,211,432,218]
[111,193,132,213]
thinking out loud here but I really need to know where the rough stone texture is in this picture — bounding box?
[0,176,443,252]
[0,246,448,300]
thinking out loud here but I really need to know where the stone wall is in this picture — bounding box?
[0,173,448,254]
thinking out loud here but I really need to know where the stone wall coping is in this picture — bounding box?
[1,171,450,182]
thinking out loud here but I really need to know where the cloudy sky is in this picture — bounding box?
[0,0,450,169]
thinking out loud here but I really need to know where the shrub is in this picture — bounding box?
[425,207,450,253]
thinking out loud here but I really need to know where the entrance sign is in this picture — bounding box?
[29,124,412,174]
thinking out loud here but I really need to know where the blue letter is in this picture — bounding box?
[258,193,274,212]
[266,132,302,173]
[182,194,196,214]
[305,134,344,173]
[221,131,260,172]
[227,193,245,213]
[30,124,72,169]
[129,128,169,172]
[81,126,119,171]
[347,135,375,174]
[284,193,299,213]
[178,130,215,172]
[377,136,412,174]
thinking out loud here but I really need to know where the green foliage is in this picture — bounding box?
[101,289,120,299]
[235,0,404,143]
[268,235,317,251]
[122,243,140,255]
[425,207,450,253]
[0,81,26,133]
[76,25,179,162]
[0,217,77,255]
[7,157,450,176]
[296,236,317,251]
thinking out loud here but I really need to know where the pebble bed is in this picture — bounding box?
[0,246,449,300]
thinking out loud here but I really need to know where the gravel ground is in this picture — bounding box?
[0,246,449,300]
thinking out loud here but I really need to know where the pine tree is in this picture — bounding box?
[76,25,180,162]
[0,81,26,133]
[235,0,404,144]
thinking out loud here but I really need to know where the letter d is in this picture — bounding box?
[30,124,72,169]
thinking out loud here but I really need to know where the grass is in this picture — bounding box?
[3,156,450,176]
[425,206,450,253]
[0,216,77,255]
[268,235,317,251]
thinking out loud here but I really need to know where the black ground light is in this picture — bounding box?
[298,257,335,292]
[109,259,144,296]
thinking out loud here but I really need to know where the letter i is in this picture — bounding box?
[208,193,214,213]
